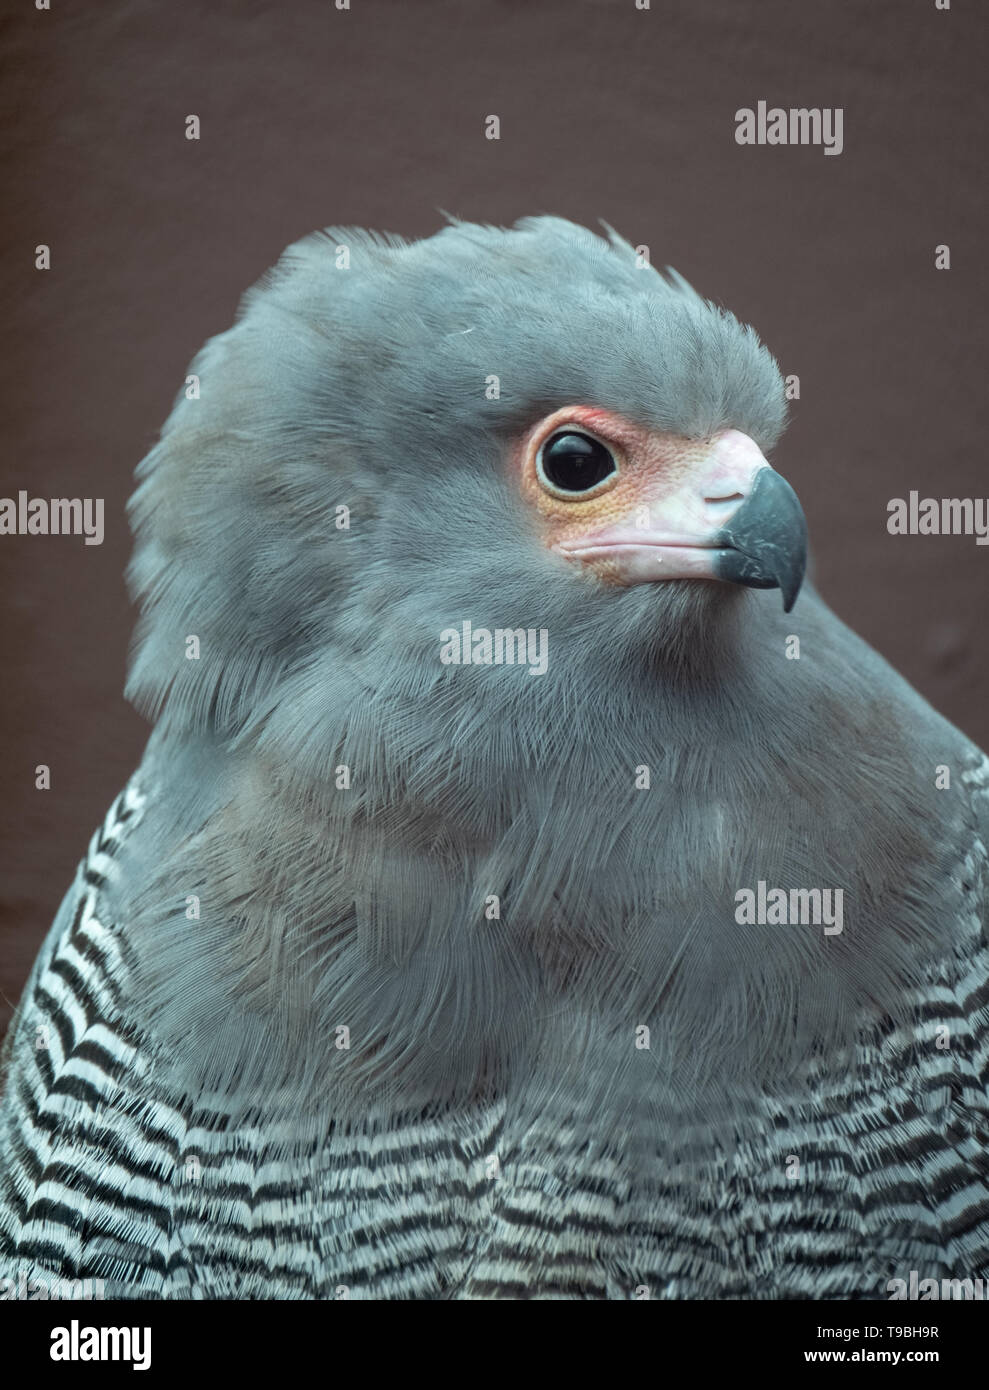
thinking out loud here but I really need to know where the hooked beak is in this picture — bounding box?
[555,429,808,612]
[713,465,807,612]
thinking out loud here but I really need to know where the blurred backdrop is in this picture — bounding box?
[2,0,987,1038]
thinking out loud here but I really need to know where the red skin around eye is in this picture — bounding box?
[513,405,719,583]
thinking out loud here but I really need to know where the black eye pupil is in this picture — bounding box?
[540,431,616,493]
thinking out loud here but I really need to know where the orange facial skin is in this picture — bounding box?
[513,405,746,586]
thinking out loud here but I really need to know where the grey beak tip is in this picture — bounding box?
[715,467,808,611]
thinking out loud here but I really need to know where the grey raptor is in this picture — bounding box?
[1,217,986,1299]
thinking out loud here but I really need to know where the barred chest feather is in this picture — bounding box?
[1,765,987,1299]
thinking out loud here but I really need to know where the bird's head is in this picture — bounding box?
[127,216,806,748]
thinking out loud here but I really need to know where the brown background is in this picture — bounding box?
[1,0,987,1040]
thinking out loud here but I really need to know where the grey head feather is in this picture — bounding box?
[115,216,976,1142]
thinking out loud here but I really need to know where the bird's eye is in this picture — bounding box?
[537,429,618,497]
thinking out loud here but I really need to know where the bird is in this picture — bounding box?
[0,215,986,1300]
